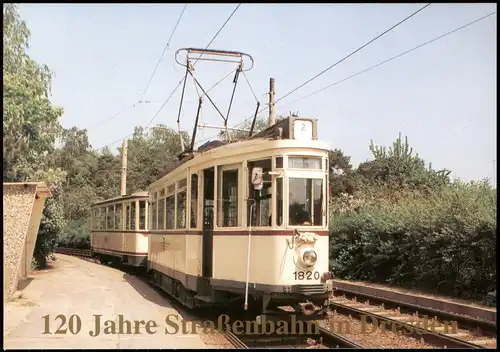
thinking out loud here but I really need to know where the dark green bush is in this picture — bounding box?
[330,180,496,305]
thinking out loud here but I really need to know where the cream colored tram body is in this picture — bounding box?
[90,192,149,267]
[147,117,334,314]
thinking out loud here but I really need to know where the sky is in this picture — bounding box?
[17,3,497,185]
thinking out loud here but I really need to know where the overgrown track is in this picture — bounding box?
[332,280,496,324]
[319,327,365,348]
[54,247,92,258]
[330,294,497,349]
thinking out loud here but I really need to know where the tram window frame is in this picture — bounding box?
[288,177,324,227]
[217,166,240,228]
[107,205,114,230]
[247,158,273,228]
[139,200,146,230]
[190,173,198,229]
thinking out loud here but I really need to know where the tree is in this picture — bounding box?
[3,4,66,267]
[366,133,451,192]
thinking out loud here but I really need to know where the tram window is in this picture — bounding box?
[139,201,146,230]
[218,169,239,227]
[276,178,283,226]
[166,195,175,229]
[131,202,136,230]
[176,191,186,229]
[289,156,322,170]
[289,178,324,226]
[100,207,106,230]
[158,196,165,230]
[107,205,114,230]
[151,200,157,230]
[190,174,198,228]
[125,204,131,230]
[247,159,272,227]
[115,204,122,230]
[275,156,283,169]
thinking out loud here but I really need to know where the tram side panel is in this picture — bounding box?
[149,233,195,290]
[122,232,148,266]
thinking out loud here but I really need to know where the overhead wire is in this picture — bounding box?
[274,3,431,105]
[139,4,188,102]
[232,3,432,129]
[285,11,497,105]
[90,103,138,129]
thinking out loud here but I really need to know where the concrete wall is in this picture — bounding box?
[3,183,50,299]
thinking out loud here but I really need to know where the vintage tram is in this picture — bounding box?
[90,191,149,267]
[147,116,334,316]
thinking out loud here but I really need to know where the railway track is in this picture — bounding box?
[329,294,497,349]
[236,325,363,349]
[54,247,92,258]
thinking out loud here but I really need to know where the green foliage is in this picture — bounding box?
[363,133,451,192]
[330,180,497,304]
[57,219,91,249]
[3,4,66,268]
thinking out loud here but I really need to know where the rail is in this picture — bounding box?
[54,247,92,258]
[318,327,364,348]
[329,298,495,349]
[332,280,496,323]
[223,331,248,349]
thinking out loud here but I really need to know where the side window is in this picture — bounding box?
[166,195,175,229]
[107,205,114,230]
[139,201,146,230]
[125,203,131,230]
[275,156,283,169]
[115,203,122,230]
[176,190,186,229]
[158,190,165,230]
[248,159,272,227]
[190,174,198,228]
[151,199,157,231]
[276,178,283,226]
[218,168,239,227]
[100,207,106,230]
[131,201,136,231]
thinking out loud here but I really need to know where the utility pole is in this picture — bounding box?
[120,139,128,196]
[269,78,276,126]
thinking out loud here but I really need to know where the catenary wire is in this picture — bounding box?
[232,3,431,129]
[285,11,497,105]
[139,4,188,102]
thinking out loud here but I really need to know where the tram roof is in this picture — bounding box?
[91,191,149,207]
[149,136,330,190]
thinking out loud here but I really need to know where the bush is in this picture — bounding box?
[330,180,496,304]
[57,219,91,249]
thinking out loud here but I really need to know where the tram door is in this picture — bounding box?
[202,167,214,278]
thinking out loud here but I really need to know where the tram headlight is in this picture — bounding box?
[301,249,317,267]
